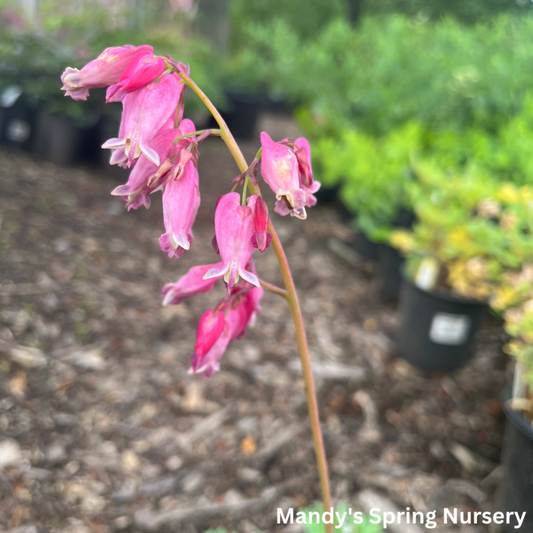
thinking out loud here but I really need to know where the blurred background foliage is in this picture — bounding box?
[2,0,533,226]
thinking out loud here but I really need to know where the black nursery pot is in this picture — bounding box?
[0,93,38,151]
[377,244,404,301]
[33,111,101,167]
[354,232,379,261]
[314,183,340,206]
[213,91,264,139]
[396,274,487,371]
[499,388,533,532]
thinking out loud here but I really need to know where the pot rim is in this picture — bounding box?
[501,386,533,441]
[401,268,488,307]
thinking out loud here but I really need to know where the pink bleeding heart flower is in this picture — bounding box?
[61,45,153,101]
[294,136,321,207]
[102,73,182,168]
[111,119,196,209]
[244,283,263,328]
[161,262,222,306]
[189,282,264,377]
[248,195,271,252]
[233,285,264,338]
[189,309,242,377]
[111,128,179,209]
[260,132,306,220]
[106,52,167,103]
[203,192,260,291]
[159,158,201,258]
[260,132,320,220]
[294,137,314,189]
[193,309,226,362]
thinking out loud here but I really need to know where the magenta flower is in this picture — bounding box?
[193,309,226,362]
[102,73,182,168]
[248,195,270,252]
[61,45,153,101]
[161,262,222,306]
[203,192,260,290]
[260,132,299,199]
[189,309,242,377]
[111,119,196,209]
[111,128,179,209]
[243,284,263,328]
[106,53,167,103]
[189,282,263,377]
[159,158,201,258]
[260,132,319,220]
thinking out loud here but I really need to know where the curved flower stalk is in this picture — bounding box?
[60,47,332,533]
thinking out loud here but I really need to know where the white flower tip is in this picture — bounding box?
[102,137,125,150]
[174,233,190,251]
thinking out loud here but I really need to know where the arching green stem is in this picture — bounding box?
[175,70,333,530]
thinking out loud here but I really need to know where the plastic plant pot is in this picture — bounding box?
[314,183,340,206]
[499,387,533,532]
[377,243,404,301]
[213,91,264,139]
[34,111,101,167]
[33,111,84,166]
[396,273,487,371]
[0,87,38,151]
[354,231,379,261]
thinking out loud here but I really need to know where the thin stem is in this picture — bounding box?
[259,279,288,299]
[241,174,250,205]
[176,69,333,528]
[176,71,249,174]
[172,129,222,145]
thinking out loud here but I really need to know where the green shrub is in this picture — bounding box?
[234,14,533,135]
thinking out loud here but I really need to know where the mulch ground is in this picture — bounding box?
[0,115,510,533]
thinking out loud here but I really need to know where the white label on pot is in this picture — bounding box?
[415,257,439,290]
[429,313,471,345]
[1,85,22,108]
[7,120,30,142]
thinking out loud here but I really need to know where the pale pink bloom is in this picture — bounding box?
[248,195,270,252]
[102,73,181,168]
[111,119,196,209]
[260,132,299,200]
[111,128,179,210]
[159,159,201,258]
[106,53,167,103]
[203,192,259,291]
[161,262,222,306]
[260,132,319,220]
[61,45,153,101]
[294,137,313,189]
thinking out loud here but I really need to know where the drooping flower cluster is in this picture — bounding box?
[61,45,319,376]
